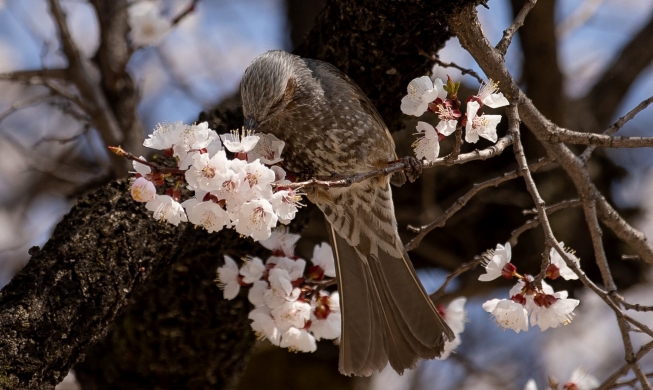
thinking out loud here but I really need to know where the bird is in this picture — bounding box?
[240,50,453,376]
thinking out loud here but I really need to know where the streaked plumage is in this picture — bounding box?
[241,50,453,376]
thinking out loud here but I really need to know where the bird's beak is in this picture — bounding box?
[244,116,257,130]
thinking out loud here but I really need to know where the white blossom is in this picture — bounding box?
[131,177,156,202]
[310,312,341,341]
[270,189,303,224]
[530,290,579,331]
[465,101,502,144]
[269,257,306,281]
[174,122,221,170]
[272,299,312,331]
[523,379,539,390]
[182,198,230,233]
[220,129,260,153]
[280,327,317,353]
[185,151,231,192]
[311,242,336,278]
[128,1,171,47]
[240,257,266,284]
[401,76,447,116]
[483,298,529,333]
[310,291,341,341]
[438,297,467,359]
[476,79,510,108]
[145,194,187,226]
[564,367,600,390]
[217,255,241,300]
[143,121,184,150]
[260,228,300,257]
[248,280,268,307]
[479,242,512,281]
[249,307,282,345]
[248,133,285,164]
[436,119,458,137]
[550,242,580,280]
[413,121,440,162]
[264,268,297,309]
[234,198,278,241]
[133,157,152,176]
[240,159,276,200]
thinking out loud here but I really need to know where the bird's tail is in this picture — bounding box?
[316,178,454,376]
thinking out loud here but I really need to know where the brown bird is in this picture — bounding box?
[240,50,453,376]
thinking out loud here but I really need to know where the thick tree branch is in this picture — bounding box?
[449,5,653,267]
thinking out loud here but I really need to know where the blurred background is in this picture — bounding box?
[1,0,652,389]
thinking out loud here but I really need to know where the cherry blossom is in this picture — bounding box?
[483,298,529,333]
[465,101,502,143]
[530,290,579,331]
[249,307,282,346]
[185,151,231,192]
[563,367,600,390]
[310,292,341,341]
[260,228,301,257]
[128,1,171,47]
[401,76,447,116]
[143,121,184,150]
[438,297,467,359]
[234,198,278,241]
[145,194,187,226]
[413,121,440,162]
[272,299,312,331]
[248,133,285,164]
[549,243,581,280]
[131,177,156,202]
[280,327,317,353]
[220,128,260,153]
[263,268,297,309]
[240,257,266,284]
[182,198,230,233]
[311,242,336,278]
[174,122,221,169]
[217,256,242,300]
[475,79,510,108]
[479,242,512,281]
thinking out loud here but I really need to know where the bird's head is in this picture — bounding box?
[241,50,301,130]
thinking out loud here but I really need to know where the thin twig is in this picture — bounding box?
[430,256,484,301]
[580,94,653,162]
[282,134,515,190]
[509,199,582,247]
[496,0,537,56]
[405,157,552,251]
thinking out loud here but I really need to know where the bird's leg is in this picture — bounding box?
[400,156,423,183]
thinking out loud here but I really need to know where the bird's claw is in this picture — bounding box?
[401,156,423,183]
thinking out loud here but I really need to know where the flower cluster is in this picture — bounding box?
[479,242,580,333]
[525,367,599,390]
[128,1,172,47]
[216,230,340,353]
[400,76,509,162]
[129,121,301,242]
[436,297,468,359]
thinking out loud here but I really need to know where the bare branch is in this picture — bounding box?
[509,199,582,246]
[0,68,68,82]
[545,128,653,149]
[496,0,537,56]
[282,134,515,191]
[448,4,653,267]
[405,157,552,251]
[580,94,653,162]
[430,256,484,301]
